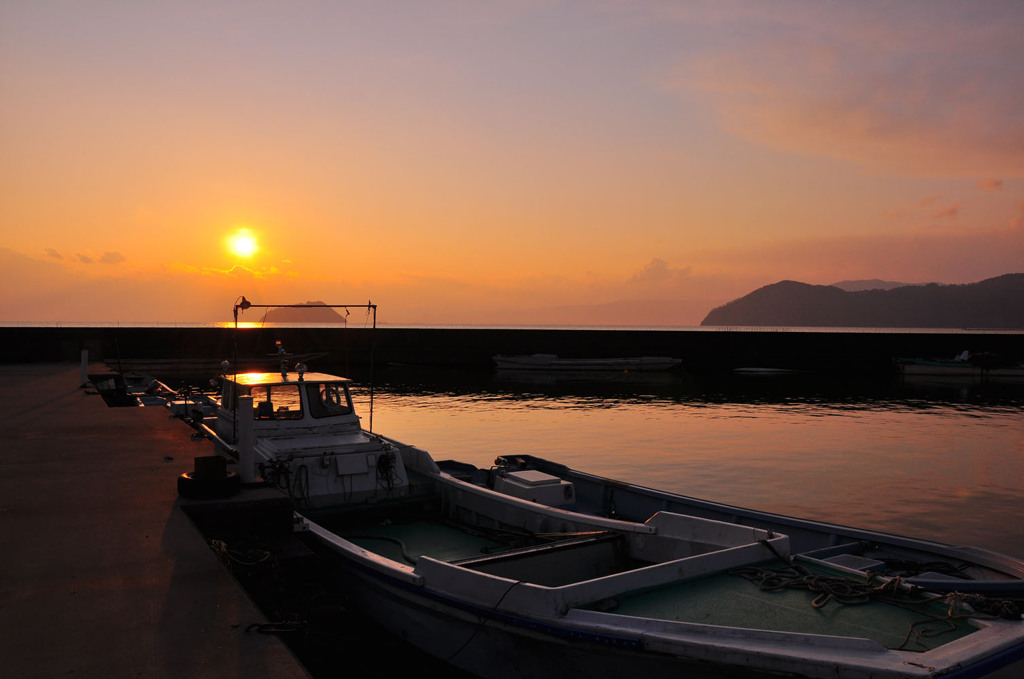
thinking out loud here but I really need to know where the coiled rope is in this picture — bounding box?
[730,560,1022,651]
[731,563,904,609]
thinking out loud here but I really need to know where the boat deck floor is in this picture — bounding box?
[594,561,978,652]
[322,506,979,653]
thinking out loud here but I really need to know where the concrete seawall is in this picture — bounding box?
[3,326,1023,376]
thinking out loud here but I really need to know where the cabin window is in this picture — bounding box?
[307,383,353,418]
[250,384,303,420]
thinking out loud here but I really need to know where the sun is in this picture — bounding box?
[227,229,258,258]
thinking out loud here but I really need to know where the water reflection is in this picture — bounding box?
[348,363,1024,414]
[342,363,1024,561]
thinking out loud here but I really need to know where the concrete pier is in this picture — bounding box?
[0,364,309,678]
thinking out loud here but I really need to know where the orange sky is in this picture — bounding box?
[2,1,1022,325]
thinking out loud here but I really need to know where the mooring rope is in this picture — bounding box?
[731,563,900,608]
[209,539,272,567]
[346,535,419,564]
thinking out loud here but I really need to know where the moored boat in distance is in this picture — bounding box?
[897,351,1024,380]
[187,364,1024,679]
[494,353,682,372]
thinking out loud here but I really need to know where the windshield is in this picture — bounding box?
[306,382,353,418]
[250,383,303,420]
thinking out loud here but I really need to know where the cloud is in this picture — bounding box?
[932,202,961,221]
[689,221,1024,290]
[977,178,1003,192]
[99,251,126,264]
[45,248,62,260]
[627,258,693,287]
[1012,202,1024,230]
[72,252,126,265]
[224,264,264,279]
[0,248,305,323]
[887,194,999,228]
[672,3,1024,177]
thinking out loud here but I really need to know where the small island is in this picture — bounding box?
[262,301,349,324]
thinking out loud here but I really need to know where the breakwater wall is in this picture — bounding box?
[4,326,1023,377]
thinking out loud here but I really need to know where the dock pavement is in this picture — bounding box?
[0,364,310,678]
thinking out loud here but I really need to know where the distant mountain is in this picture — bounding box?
[700,274,1024,328]
[262,301,348,323]
[830,279,914,292]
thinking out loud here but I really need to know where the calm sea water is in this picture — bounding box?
[349,367,1024,561]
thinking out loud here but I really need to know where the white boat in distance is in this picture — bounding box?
[494,353,682,372]
[189,364,1024,679]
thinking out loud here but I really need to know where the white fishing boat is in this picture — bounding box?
[494,353,682,372]
[192,364,1024,679]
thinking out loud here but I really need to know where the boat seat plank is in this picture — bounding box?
[452,531,623,568]
[453,532,631,586]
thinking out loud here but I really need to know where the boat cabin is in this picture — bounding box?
[216,370,361,444]
[211,368,413,509]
